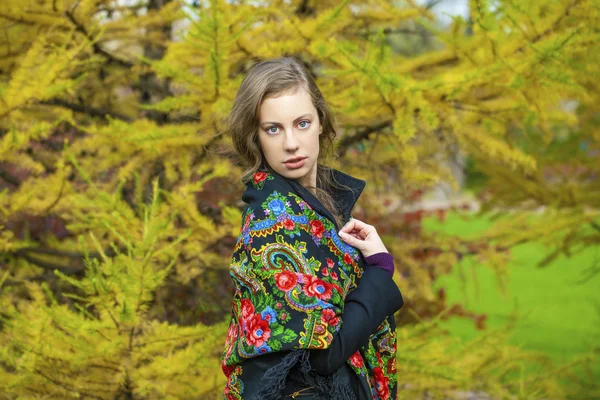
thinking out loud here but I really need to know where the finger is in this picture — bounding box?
[343,226,373,242]
[338,230,362,249]
[337,225,356,239]
[339,219,355,233]
[340,217,369,234]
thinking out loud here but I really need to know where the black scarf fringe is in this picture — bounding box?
[253,350,358,400]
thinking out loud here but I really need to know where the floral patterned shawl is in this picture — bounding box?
[221,168,398,400]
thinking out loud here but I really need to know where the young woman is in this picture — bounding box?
[221,57,404,400]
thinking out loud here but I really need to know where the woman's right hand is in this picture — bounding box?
[337,217,389,259]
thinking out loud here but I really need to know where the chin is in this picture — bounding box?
[277,164,312,182]
[277,168,305,179]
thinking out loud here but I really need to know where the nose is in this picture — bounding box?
[283,129,299,151]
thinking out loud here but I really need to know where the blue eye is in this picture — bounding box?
[264,120,311,135]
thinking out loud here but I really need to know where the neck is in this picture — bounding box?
[298,175,318,194]
[301,162,318,189]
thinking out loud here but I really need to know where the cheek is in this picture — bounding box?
[257,135,274,157]
[302,128,320,147]
[311,132,320,150]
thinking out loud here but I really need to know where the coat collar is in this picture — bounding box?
[243,166,366,232]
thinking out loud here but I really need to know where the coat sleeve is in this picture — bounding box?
[308,266,404,375]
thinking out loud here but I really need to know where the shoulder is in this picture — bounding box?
[236,170,341,253]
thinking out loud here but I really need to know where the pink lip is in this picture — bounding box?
[284,157,306,169]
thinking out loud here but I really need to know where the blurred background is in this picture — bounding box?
[0,0,598,398]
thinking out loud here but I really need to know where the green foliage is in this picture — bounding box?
[425,211,600,398]
[0,180,228,398]
[395,316,598,399]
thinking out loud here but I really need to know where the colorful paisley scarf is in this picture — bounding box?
[221,167,398,400]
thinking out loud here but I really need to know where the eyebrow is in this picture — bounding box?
[260,113,313,126]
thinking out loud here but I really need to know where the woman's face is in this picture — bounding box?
[257,87,322,187]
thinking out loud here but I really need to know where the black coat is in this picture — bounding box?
[221,166,404,400]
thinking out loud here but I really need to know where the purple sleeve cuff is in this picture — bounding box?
[363,252,395,278]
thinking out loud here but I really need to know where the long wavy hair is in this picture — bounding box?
[227,57,351,229]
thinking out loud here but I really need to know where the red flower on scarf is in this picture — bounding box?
[309,219,325,238]
[349,351,364,368]
[245,313,271,347]
[344,252,353,265]
[222,364,235,378]
[373,366,390,399]
[253,171,268,184]
[302,275,332,300]
[240,299,254,321]
[275,271,297,291]
[225,321,239,344]
[284,218,295,230]
[321,308,339,326]
[326,258,335,268]
[331,282,342,295]
[387,357,397,374]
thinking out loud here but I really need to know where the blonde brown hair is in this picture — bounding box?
[227,57,351,228]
